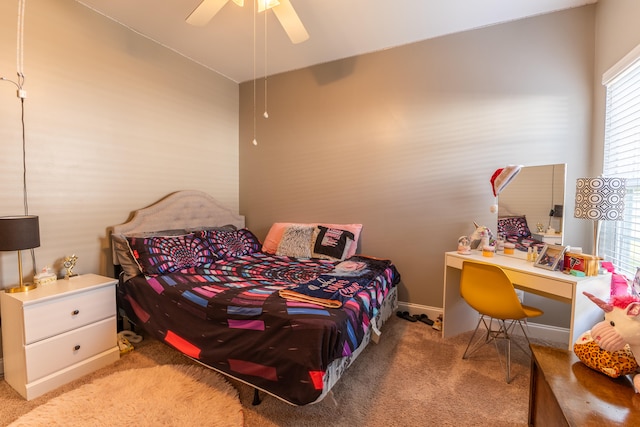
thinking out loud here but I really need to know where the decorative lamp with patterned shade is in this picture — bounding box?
[0,215,40,293]
[574,177,626,257]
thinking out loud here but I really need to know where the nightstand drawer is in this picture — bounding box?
[24,316,116,383]
[23,285,116,344]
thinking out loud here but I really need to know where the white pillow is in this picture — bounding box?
[275,225,315,258]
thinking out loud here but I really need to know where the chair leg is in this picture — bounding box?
[505,321,511,383]
[463,317,532,383]
[488,319,512,383]
[513,319,534,355]
[462,315,492,360]
[498,319,536,383]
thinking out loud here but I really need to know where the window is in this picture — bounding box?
[600,44,640,278]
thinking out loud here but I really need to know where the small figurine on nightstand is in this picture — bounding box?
[536,222,544,233]
[63,254,78,279]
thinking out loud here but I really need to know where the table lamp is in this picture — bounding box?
[0,215,40,293]
[574,177,626,257]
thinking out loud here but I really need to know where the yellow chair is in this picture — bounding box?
[460,260,543,383]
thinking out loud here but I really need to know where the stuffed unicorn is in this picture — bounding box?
[469,222,494,250]
[574,291,640,392]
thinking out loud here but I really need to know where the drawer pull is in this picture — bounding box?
[74,345,81,351]
[72,309,80,316]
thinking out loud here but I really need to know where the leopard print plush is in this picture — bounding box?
[574,331,638,378]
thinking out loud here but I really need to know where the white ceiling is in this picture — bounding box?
[75,0,597,83]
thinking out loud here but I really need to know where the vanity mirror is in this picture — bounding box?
[498,164,566,246]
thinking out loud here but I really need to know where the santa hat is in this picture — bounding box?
[490,165,522,197]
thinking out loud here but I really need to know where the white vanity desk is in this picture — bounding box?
[443,251,610,350]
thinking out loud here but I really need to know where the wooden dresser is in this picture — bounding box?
[529,344,640,426]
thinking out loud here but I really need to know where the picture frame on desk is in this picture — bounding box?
[534,244,567,271]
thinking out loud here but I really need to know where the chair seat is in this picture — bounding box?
[522,304,544,318]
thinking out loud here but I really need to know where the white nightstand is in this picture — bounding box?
[532,232,563,245]
[1,274,120,400]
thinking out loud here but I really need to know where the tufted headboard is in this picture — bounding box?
[110,190,245,265]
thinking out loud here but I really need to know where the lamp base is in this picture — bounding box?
[5,282,38,293]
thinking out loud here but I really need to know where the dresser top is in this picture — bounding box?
[2,274,117,305]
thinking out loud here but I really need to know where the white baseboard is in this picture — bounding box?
[482,318,570,344]
[397,301,570,346]
[397,301,442,322]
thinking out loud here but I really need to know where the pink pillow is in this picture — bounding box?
[262,222,362,258]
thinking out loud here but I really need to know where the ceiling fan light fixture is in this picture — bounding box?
[258,0,280,13]
[187,0,308,44]
[186,0,229,26]
[272,0,309,44]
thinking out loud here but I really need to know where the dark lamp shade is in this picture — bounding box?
[553,205,564,218]
[574,178,626,221]
[0,215,40,251]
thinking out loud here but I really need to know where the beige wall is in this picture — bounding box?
[591,0,640,173]
[239,7,597,327]
[0,1,239,291]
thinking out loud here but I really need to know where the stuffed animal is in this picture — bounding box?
[574,291,640,392]
[469,222,494,250]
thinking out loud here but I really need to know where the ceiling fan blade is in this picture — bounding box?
[271,0,309,44]
[186,0,230,26]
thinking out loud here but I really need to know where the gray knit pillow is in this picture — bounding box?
[276,225,315,258]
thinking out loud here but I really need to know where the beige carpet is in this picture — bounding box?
[237,315,545,427]
[7,365,243,427]
[1,315,564,426]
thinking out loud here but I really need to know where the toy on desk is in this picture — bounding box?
[469,222,494,250]
[573,291,640,392]
[457,236,471,255]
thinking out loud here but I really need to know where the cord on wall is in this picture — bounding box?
[263,8,269,120]
[252,0,258,146]
[1,0,37,276]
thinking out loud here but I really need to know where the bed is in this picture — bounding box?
[110,190,400,406]
[497,215,546,253]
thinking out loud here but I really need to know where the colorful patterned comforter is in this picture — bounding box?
[118,253,400,405]
[505,235,546,252]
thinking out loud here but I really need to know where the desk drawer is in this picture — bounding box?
[23,285,115,344]
[507,270,573,301]
[25,316,116,382]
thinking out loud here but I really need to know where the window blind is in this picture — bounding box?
[600,46,640,278]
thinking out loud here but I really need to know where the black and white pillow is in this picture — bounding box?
[311,226,355,261]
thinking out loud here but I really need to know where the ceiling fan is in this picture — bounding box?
[186,0,309,44]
